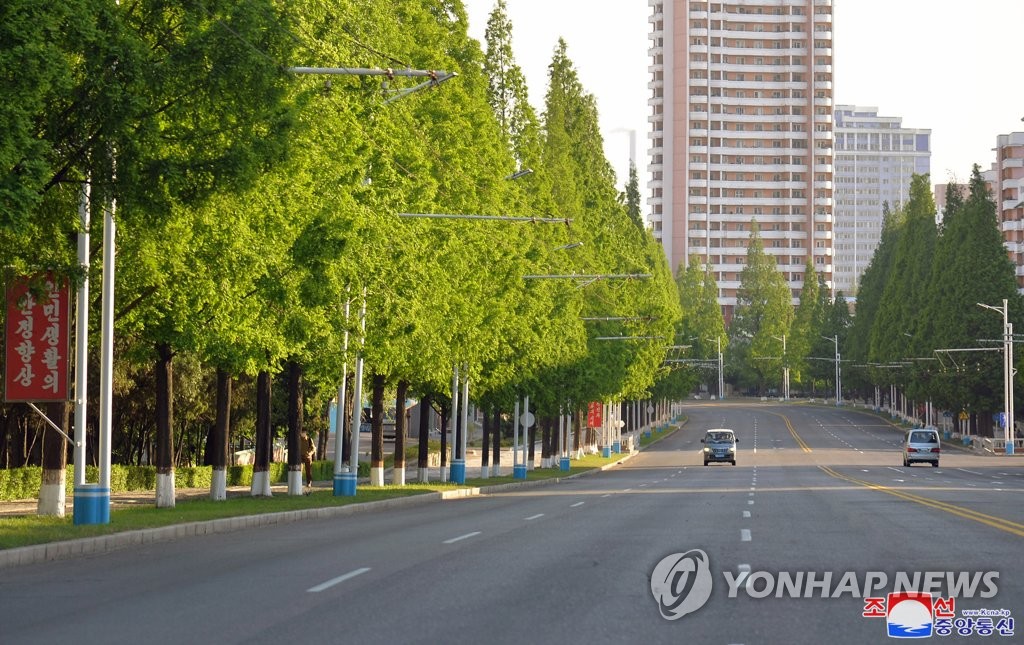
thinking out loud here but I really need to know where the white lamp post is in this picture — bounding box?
[772,334,789,401]
[978,300,1015,454]
[821,335,840,406]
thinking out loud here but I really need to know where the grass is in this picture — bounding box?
[0,448,643,551]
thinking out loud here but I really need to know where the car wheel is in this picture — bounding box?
[703,461,708,466]
[931,461,939,468]
[731,460,736,466]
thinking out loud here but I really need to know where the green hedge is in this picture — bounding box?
[0,461,347,501]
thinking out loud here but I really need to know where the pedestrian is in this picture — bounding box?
[301,430,316,490]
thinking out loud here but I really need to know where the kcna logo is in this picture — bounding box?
[649,549,714,620]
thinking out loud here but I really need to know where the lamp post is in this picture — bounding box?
[978,300,1015,455]
[705,336,723,400]
[772,334,789,401]
[821,335,840,406]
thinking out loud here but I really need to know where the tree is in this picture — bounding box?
[789,259,821,392]
[729,220,793,393]
[625,161,644,230]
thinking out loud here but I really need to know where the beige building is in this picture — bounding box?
[995,132,1024,291]
[647,0,834,314]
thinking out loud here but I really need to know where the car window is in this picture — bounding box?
[707,432,734,442]
[911,431,937,443]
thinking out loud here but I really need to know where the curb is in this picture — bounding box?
[0,426,686,571]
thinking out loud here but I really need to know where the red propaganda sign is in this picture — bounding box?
[587,402,603,428]
[4,273,71,402]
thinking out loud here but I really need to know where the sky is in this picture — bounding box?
[463,0,1024,201]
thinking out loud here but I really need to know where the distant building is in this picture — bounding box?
[994,132,1024,291]
[832,106,930,296]
[647,0,834,314]
[933,182,966,223]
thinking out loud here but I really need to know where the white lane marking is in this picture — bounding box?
[570,501,586,508]
[741,529,752,542]
[443,531,481,544]
[307,567,371,593]
[624,488,632,492]
[743,510,751,518]
[958,468,985,476]
[601,494,611,498]
[748,500,754,505]
[748,492,755,496]
[886,467,903,473]
[525,514,544,521]
[750,486,756,491]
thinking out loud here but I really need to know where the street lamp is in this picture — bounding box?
[978,300,1015,454]
[821,335,841,406]
[706,336,724,400]
[772,334,789,401]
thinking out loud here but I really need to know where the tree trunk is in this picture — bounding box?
[251,369,272,496]
[370,374,385,486]
[491,407,501,476]
[286,360,304,495]
[540,416,552,468]
[527,418,536,470]
[480,405,490,479]
[210,369,231,500]
[439,401,449,480]
[342,372,353,464]
[393,380,408,485]
[38,401,69,516]
[155,342,175,508]
[417,393,432,482]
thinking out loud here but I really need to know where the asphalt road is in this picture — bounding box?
[2,403,1022,644]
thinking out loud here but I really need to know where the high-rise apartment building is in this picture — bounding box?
[994,132,1024,292]
[833,106,930,295]
[648,0,834,314]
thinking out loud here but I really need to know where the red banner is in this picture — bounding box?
[4,273,71,401]
[587,401,603,428]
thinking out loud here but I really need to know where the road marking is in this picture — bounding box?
[443,531,481,544]
[307,567,371,593]
[601,494,611,498]
[525,514,544,520]
[741,529,751,542]
[624,488,632,492]
[750,486,756,491]
[763,410,811,452]
[748,500,754,505]
[743,510,751,518]
[958,468,985,476]
[819,466,1024,538]
[748,492,755,496]
[570,501,586,508]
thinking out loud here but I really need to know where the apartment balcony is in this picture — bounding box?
[691,27,709,38]
[689,195,709,205]
[647,178,663,191]
[1003,219,1024,232]
[814,197,832,207]
[648,43,664,57]
[814,163,833,173]
[814,213,834,224]
[1003,158,1024,168]
[648,78,664,91]
[1004,200,1024,212]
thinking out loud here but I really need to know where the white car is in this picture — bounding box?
[902,428,940,467]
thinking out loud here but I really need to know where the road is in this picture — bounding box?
[2,403,1022,644]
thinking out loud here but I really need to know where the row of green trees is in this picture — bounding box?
[0,1,683,502]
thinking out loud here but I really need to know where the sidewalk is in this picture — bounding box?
[0,444,588,518]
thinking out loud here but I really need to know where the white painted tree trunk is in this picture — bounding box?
[490,463,500,477]
[251,471,272,496]
[37,470,66,517]
[288,469,304,495]
[370,466,384,486]
[418,467,429,483]
[156,472,176,508]
[210,468,227,501]
[392,467,405,486]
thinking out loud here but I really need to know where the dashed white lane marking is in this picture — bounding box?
[308,567,371,593]
[571,501,586,508]
[443,531,481,544]
[601,494,611,498]
[748,492,755,496]
[741,529,752,542]
[748,500,755,505]
[958,468,985,476]
[743,510,751,518]
[525,514,544,521]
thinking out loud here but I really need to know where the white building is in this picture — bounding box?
[832,106,931,295]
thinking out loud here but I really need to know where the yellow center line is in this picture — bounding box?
[819,466,1024,538]
[763,410,812,452]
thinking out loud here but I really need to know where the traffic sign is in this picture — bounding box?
[520,412,535,428]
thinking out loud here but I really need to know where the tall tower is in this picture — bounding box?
[994,132,1024,292]
[648,0,834,314]
[832,106,931,296]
